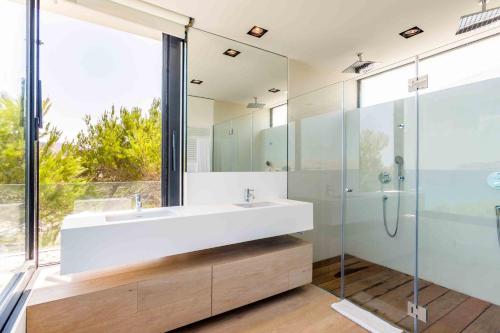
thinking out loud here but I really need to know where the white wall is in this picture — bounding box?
[213,100,250,124]
[187,96,214,128]
[185,172,287,205]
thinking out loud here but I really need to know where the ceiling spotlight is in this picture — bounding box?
[268,88,280,93]
[399,26,424,39]
[190,79,203,85]
[247,26,268,38]
[223,49,241,57]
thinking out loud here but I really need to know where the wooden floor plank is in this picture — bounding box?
[422,297,490,333]
[398,290,468,332]
[318,261,388,292]
[312,257,361,281]
[462,304,500,333]
[313,260,371,285]
[362,279,431,323]
[394,283,449,331]
[348,272,413,305]
[340,269,398,297]
[312,255,498,333]
[414,284,448,306]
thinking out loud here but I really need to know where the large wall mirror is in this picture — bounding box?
[187,29,288,172]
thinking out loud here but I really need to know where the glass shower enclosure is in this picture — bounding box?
[290,33,500,332]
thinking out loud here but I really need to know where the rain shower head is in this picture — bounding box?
[247,97,265,109]
[456,0,500,35]
[342,53,378,74]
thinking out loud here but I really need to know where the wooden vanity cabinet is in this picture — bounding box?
[27,236,312,333]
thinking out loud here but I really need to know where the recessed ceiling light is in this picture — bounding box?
[247,26,268,38]
[399,26,424,39]
[223,49,241,57]
[268,88,280,93]
[190,79,203,85]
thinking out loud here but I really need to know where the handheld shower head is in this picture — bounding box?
[395,155,404,179]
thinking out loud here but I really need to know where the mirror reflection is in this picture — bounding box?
[187,29,288,172]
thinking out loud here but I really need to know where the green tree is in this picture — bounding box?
[0,95,86,247]
[359,129,389,191]
[38,100,87,246]
[0,95,25,185]
[73,98,161,182]
[1,95,162,248]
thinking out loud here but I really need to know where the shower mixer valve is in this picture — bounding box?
[379,171,392,184]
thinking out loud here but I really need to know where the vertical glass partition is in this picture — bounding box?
[342,58,419,332]
[288,83,343,297]
[416,36,500,331]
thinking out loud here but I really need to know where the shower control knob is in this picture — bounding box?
[344,188,353,193]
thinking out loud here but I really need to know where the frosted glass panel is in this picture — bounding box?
[288,83,343,288]
[418,77,500,305]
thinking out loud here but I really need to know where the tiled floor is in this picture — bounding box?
[313,255,500,333]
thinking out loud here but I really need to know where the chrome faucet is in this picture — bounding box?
[244,188,255,203]
[134,193,142,212]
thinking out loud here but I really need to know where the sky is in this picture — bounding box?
[0,1,26,101]
[1,1,162,142]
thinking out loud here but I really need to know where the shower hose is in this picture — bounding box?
[382,177,403,238]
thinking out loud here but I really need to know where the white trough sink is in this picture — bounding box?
[60,199,313,274]
[233,201,282,208]
[105,208,176,223]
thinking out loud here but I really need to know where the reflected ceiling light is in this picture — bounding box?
[399,26,424,38]
[190,79,203,85]
[247,26,268,38]
[456,0,500,35]
[268,88,280,93]
[223,49,241,57]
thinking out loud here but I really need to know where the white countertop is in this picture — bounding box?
[60,199,314,274]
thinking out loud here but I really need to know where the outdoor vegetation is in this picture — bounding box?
[0,93,162,249]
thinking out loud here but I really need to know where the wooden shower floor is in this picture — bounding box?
[313,255,500,333]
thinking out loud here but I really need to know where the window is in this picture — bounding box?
[0,0,28,298]
[38,7,164,264]
[360,34,500,107]
[271,104,287,127]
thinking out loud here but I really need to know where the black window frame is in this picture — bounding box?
[162,33,185,206]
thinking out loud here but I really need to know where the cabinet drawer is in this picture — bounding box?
[138,266,211,311]
[27,283,137,333]
[212,243,312,315]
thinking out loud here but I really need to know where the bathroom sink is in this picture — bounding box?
[234,201,281,208]
[105,209,175,222]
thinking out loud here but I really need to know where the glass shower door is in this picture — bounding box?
[416,37,500,332]
[342,59,419,332]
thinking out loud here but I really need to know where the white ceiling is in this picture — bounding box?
[150,0,500,95]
